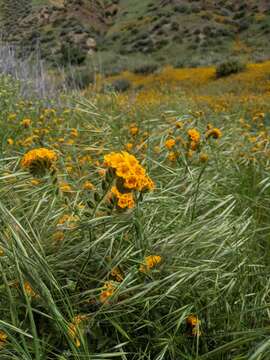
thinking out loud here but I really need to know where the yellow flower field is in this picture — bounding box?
[0,62,270,358]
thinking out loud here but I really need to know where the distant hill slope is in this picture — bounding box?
[0,0,270,69]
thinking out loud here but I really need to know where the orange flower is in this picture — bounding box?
[187,129,200,143]
[70,128,78,137]
[100,281,116,304]
[21,148,57,174]
[111,267,124,282]
[165,138,176,150]
[130,124,139,136]
[104,151,154,192]
[21,118,31,128]
[199,153,209,163]
[0,330,7,348]
[68,314,88,348]
[139,255,162,273]
[186,315,201,336]
[52,231,65,243]
[24,281,38,298]
[168,151,178,162]
[125,143,133,151]
[206,128,222,139]
[60,182,72,193]
[82,181,95,190]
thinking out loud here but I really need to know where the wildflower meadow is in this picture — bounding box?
[1,60,270,359]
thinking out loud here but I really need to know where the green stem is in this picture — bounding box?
[191,164,207,221]
[75,178,113,290]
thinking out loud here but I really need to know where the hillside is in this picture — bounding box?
[1,0,270,69]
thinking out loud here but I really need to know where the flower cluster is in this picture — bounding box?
[187,128,201,151]
[21,148,57,176]
[104,151,154,209]
[111,186,135,209]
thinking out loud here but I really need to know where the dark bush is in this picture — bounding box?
[108,78,131,92]
[66,68,94,89]
[174,60,186,68]
[133,63,159,75]
[60,43,87,66]
[216,60,246,78]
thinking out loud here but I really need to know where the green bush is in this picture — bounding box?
[133,62,159,75]
[66,68,94,89]
[107,78,131,92]
[60,43,87,66]
[216,60,246,78]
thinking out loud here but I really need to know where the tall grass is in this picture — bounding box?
[0,67,270,359]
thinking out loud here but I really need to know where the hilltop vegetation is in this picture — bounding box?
[1,0,270,70]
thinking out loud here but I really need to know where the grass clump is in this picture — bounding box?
[65,67,94,89]
[1,59,270,359]
[133,62,159,75]
[107,78,131,92]
[216,59,246,78]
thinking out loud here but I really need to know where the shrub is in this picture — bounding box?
[107,78,131,92]
[133,62,159,75]
[216,60,246,78]
[174,59,186,68]
[60,43,87,66]
[66,68,94,89]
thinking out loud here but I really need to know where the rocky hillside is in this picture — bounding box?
[1,0,270,69]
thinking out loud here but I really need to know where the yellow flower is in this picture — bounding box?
[187,129,200,143]
[186,315,201,336]
[68,315,88,348]
[0,247,4,256]
[31,179,41,186]
[0,330,7,348]
[206,128,222,139]
[100,281,116,304]
[21,118,31,128]
[98,169,106,177]
[60,182,72,193]
[130,124,139,136]
[7,138,14,145]
[79,155,92,165]
[57,214,79,229]
[21,148,57,175]
[104,151,154,192]
[165,138,176,150]
[139,255,162,273]
[187,149,194,158]
[111,267,124,282]
[24,281,38,298]
[111,186,135,209]
[175,121,183,129]
[82,181,95,190]
[190,141,198,151]
[125,143,133,151]
[168,151,178,162]
[52,231,65,243]
[199,153,209,163]
[70,128,78,137]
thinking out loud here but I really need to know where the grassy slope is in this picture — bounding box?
[0,62,270,358]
